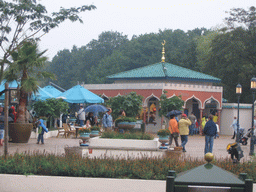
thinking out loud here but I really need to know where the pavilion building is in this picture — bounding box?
[82,42,222,133]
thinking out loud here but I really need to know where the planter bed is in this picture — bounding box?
[89,136,160,150]
[64,146,182,159]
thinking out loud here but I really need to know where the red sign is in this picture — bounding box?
[89,148,92,154]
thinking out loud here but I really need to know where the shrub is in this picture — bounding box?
[101,132,154,140]
[115,117,137,125]
[157,129,171,137]
[105,92,143,119]
[91,126,101,131]
[0,152,255,182]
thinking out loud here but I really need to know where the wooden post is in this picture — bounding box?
[4,83,9,159]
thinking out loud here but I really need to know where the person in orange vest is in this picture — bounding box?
[168,115,180,147]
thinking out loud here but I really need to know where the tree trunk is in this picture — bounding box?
[16,89,28,124]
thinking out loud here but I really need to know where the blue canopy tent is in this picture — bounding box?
[0,80,19,100]
[56,85,104,104]
[31,86,54,101]
[42,85,62,97]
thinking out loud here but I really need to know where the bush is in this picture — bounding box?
[105,92,143,119]
[101,132,154,140]
[91,126,101,131]
[157,129,171,137]
[0,153,256,181]
[115,117,137,125]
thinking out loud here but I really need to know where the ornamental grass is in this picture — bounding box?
[0,152,256,182]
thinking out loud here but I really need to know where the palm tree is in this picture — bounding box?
[4,40,54,123]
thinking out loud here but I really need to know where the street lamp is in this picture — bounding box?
[249,77,256,156]
[236,84,242,143]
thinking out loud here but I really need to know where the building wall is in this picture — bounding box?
[220,103,252,135]
[114,79,213,86]
[83,83,223,109]
[165,89,222,109]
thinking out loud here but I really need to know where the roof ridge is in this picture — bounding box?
[107,62,221,82]
[107,62,163,78]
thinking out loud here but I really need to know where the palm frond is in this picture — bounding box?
[21,76,39,94]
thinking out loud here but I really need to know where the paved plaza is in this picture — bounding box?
[0,134,254,160]
[0,134,255,191]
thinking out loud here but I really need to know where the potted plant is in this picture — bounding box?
[157,129,171,149]
[5,40,55,143]
[79,127,91,146]
[90,126,101,137]
[115,117,137,130]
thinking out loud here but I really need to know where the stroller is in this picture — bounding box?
[239,127,255,145]
[227,142,244,163]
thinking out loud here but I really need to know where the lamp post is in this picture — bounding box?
[249,77,256,156]
[236,84,242,143]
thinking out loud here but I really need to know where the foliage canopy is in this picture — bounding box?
[159,94,184,117]
[105,92,143,120]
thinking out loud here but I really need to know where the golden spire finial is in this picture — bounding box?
[161,40,166,62]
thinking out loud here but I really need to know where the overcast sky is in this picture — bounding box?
[37,0,255,60]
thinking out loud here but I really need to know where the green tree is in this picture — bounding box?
[33,98,69,118]
[105,92,143,120]
[47,28,209,88]
[0,0,96,82]
[197,6,256,103]
[159,94,184,117]
[86,51,128,84]
[4,40,54,123]
[47,31,128,87]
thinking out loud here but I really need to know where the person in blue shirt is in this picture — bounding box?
[203,115,217,154]
[36,119,48,144]
[102,108,113,131]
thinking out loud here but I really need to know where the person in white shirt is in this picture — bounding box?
[77,105,85,126]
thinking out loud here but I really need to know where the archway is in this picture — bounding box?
[143,94,160,133]
[101,94,109,102]
[184,96,202,120]
[204,97,220,117]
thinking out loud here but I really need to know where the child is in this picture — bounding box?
[85,120,91,128]
[37,119,48,144]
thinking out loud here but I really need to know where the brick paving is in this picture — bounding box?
[0,134,255,192]
[0,134,254,162]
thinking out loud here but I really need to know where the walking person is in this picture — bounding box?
[215,123,220,139]
[168,115,179,147]
[178,114,191,152]
[102,108,113,131]
[77,105,85,126]
[230,117,238,139]
[203,115,217,154]
[36,119,48,144]
[188,112,196,135]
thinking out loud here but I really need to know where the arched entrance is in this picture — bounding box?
[143,94,160,133]
[203,97,220,117]
[101,94,109,103]
[184,97,202,120]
